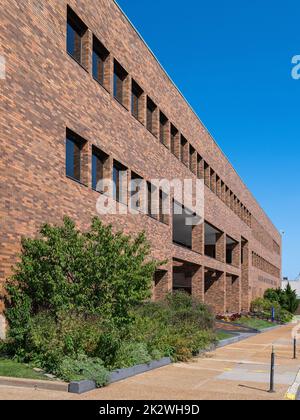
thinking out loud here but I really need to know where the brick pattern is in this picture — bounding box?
[0,0,282,317]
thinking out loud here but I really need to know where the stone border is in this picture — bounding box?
[68,357,172,394]
[0,376,68,392]
[285,368,300,401]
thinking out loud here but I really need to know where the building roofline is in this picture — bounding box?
[114,0,280,235]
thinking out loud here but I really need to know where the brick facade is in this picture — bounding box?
[0,0,282,331]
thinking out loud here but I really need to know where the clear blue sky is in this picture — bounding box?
[116,0,300,279]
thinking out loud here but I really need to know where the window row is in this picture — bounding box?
[66,128,169,225]
[252,252,280,278]
[251,216,281,255]
[66,6,252,229]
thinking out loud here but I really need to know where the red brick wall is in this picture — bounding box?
[0,0,282,317]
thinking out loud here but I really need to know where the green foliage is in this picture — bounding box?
[251,297,293,323]
[56,354,109,387]
[264,285,299,314]
[5,217,161,350]
[112,342,152,369]
[127,292,215,363]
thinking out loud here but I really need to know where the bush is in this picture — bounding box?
[57,354,109,387]
[5,217,163,352]
[264,285,299,314]
[112,342,152,369]
[251,297,293,323]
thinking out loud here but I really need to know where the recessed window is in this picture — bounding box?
[92,36,110,89]
[92,146,109,192]
[147,182,157,219]
[173,200,194,249]
[189,146,196,173]
[130,172,143,212]
[159,112,168,146]
[171,125,179,156]
[204,222,222,259]
[226,236,239,265]
[113,161,128,204]
[67,6,87,66]
[113,60,128,107]
[66,129,85,183]
[159,189,169,225]
[146,97,158,136]
[131,80,144,123]
[180,135,188,166]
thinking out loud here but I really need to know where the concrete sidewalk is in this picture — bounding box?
[0,323,299,400]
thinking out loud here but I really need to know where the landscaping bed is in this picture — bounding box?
[0,358,50,381]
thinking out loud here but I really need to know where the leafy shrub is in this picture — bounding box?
[264,285,299,314]
[5,217,163,352]
[57,354,108,387]
[112,342,152,369]
[251,297,293,323]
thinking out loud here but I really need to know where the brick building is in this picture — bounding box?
[0,0,282,331]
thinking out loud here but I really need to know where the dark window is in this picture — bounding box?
[171,125,178,155]
[173,200,193,249]
[92,36,109,88]
[146,97,157,136]
[130,172,143,212]
[131,80,143,122]
[147,182,157,219]
[180,135,188,165]
[92,147,108,192]
[159,190,169,224]
[204,222,222,259]
[113,161,127,204]
[113,60,128,107]
[226,236,238,265]
[67,7,87,65]
[189,146,196,172]
[66,129,85,182]
[173,268,192,295]
[159,112,168,146]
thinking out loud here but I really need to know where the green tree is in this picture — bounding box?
[5,217,163,344]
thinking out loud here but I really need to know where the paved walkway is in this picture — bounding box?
[0,323,299,400]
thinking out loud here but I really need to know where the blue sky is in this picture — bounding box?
[116,0,300,279]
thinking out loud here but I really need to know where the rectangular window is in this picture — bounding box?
[67,6,87,65]
[113,60,128,107]
[92,146,109,192]
[173,200,193,249]
[226,236,238,265]
[130,172,143,212]
[171,124,179,156]
[92,36,109,89]
[113,161,127,205]
[66,129,85,182]
[131,80,144,122]
[159,112,168,146]
[146,97,157,136]
[159,190,169,225]
[147,182,157,219]
[204,222,222,259]
[180,135,188,166]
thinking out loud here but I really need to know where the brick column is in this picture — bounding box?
[204,270,226,314]
[192,266,204,302]
[82,29,92,73]
[216,232,225,262]
[81,141,91,187]
[241,240,250,311]
[192,222,203,254]
[153,268,171,300]
[197,156,204,179]
[226,274,241,313]
[210,171,216,193]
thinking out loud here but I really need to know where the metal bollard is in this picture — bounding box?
[293,337,297,360]
[268,346,275,393]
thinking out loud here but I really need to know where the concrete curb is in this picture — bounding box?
[285,369,300,401]
[68,357,172,394]
[0,376,68,392]
[217,333,257,348]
